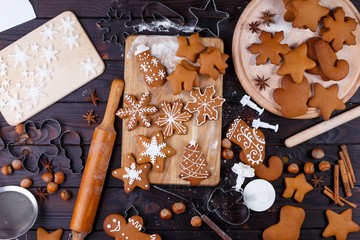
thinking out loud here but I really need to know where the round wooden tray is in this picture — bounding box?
[232,0,360,119]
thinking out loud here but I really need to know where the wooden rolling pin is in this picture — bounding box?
[285,105,360,147]
[70,79,124,240]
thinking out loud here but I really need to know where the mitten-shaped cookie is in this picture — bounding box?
[104,214,162,240]
[135,44,167,87]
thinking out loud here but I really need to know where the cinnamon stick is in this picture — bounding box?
[340,144,356,183]
[322,187,344,207]
[339,151,355,189]
[324,186,357,208]
[334,164,340,204]
[338,160,352,197]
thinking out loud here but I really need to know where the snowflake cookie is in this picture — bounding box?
[185,85,225,126]
[116,92,158,131]
[112,154,151,193]
[155,99,192,139]
[136,131,176,173]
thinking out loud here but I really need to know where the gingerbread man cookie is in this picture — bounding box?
[136,131,176,173]
[37,227,63,240]
[116,92,158,131]
[176,33,206,63]
[283,173,313,202]
[323,209,360,240]
[184,85,225,126]
[104,213,162,240]
[248,31,291,65]
[112,154,151,193]
[135,44,167,87]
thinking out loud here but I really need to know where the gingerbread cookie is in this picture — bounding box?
[197,48,228,80]
[179,141,210,186]
[112,154,151,193]
[283,173,313,202]
[314,39,349,81]
[176,33,206,63]
[263,205,305,240]
[290,0,329,32]
[166,63,198,95]
[135,44,167,87]
[273,75,310,117]
[226,118,265,165]
[321,7,358,52]
[307,83,345,120]
[155,99,192,139]
[283,0,296,22]
[116,92,158,131]
[323,209,360,240]
[136,131,176,173]
[277,43,316,83]
[104,213,162,240]
[197,46,229,74]
[184,85,225,126]
[247,31,291,65]
[306,37,330,81]
[37,227,63,240]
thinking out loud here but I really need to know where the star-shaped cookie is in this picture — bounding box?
[112,154,151,193]
[282,173,313,202]
[307,83,346,120]
[277,43,316,83]
[136,131,176,173]
[323,209,360,240]
[37,227,63,240]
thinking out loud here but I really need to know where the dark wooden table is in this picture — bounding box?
[1,1,360,239]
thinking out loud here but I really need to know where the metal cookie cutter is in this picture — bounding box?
[57,130,83,174]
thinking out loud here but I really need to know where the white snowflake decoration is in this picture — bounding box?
[8,45,34,68]
[80,57,99,77]
[1,79,10,87]
[23,79,47,104]
[36,63,53,80]
[59,15,76,33]
[7,92,22,111]
[0,99,7,109]
[41,45,59,63]
[40,23,59,41]
[122,163,143,185]
[0,57,8,77]
[63,33,80,50]
[140,136,167,164]
[16,111,23,121]
[158,69,166,79]
[0,86,9,96]
[145,75,153,84]
[151,58,159,67]
[31,44,40,52]
[140,63,149,72]
[16,82,23,88]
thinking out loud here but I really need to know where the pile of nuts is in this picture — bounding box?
[286,148,331,174]
[159,202,202,227]
[1,159,24,176]
[221,138,234,160]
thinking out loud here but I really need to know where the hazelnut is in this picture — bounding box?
[54,171,65,185]
[1,165,13,175]
[311,148,325,159]
[15,124,25,135]
[41,172,54,183]
[222,148,234,160]
[172,202,186,214]
[159,208,172,220]
[47,182,59,194]
[304,162,315,175]
[221,138,232,149]
[11,159,23,170]
[287,163,300,174]
[60,189,72,201]
[191,216,202,227]
[20,178,33,188]
[319,161,331,172]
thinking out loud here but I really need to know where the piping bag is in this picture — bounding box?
[69,79,124,240]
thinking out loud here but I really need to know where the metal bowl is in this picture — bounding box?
[0,186,38,240]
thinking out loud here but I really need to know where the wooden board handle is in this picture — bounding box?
[102,79,125,127]
[201,215,233,240]
[285,105,360,147]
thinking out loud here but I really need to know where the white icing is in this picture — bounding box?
[140,135,167,164]
[39,23,59,41]
[134,44,150,56]
[80,57,99,77]
[122,163,143,185]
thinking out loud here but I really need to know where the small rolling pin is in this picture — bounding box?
[69,79,124,240]
[285,105,360,147]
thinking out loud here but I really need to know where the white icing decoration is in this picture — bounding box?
[0,57,8,77]
[1,79,10,87]
[36,63,53,80]
[8,45,34,68]
[23,79,47,104]
[122,163,143,185]
[59,15,76,33]
[16,111,23,121]
[179,142,209,181]
[140,135,167,164]
[0,99,7,109]
[31,44,40,52]
[7,92,23,111]
[40,23,59,41]
[109,220,121,232]
[41,45,59,63]
[80,57,99,77]
[135,44,150,56]
[128,218,142,231]
[63,33,80,50]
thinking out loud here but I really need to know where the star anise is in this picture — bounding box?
[311,174,324,188]
[83,109,98,126]
[260,10,276,26]
[36,188,48,203]
[41,159,54,172]
[249,21,261,33]
[254,75,270,91]
[85,89,101,106]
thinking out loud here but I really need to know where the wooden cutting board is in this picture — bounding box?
[121,35,224,186]
[232,0,360,119]
[0,11,104,126]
